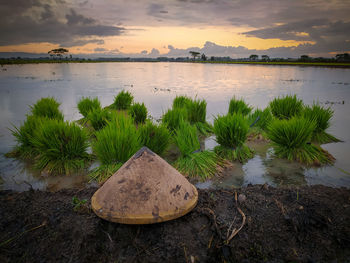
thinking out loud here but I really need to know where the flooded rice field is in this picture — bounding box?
[0,62,349,191]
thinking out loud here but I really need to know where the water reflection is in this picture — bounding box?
[1,62,350,191]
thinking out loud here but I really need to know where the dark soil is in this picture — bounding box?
[1,185,349,262]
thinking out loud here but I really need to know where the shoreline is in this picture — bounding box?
[1,59,350,68]
[1,184,349,262]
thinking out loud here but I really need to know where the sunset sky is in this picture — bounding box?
[0,0,349,58]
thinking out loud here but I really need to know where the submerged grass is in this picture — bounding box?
[93,113,141,164]
[129,102,148,124]
[302,104,341,144]
[269,95,303,120]
[174,121,219,179]
[30,97,64,120]
[77,97,101,118]
[112,90,133,110]
[30,119,90,174]
[267,117,334,165]
[228,97,252,116]
[213,114,254,162]
[138,121,170,155]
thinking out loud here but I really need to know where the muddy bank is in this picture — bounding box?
[1,185,349,262]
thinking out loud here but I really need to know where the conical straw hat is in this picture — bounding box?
[91,147,198,224]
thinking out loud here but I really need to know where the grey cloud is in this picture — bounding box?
[94,47,107,52]
[0,0,126,46]
[141,50,148,54]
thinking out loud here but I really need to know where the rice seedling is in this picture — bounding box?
[267,117,334,165]
[302,104,341,144]
[213,113,254,162]
[9,115,44,158]
[174,121,220,179]
[30,119,90,174]
[172,95,192,109]
[247,108,273,140]
[77,97,101,118]
[228,97,252,116]
[87,108,111,131]
[138,121,170,155]
[269,95,303,120]
[162,107,188,132]
[88,163,123,183]
[30,97,64,120]
[129,102,148,124]
[248,108,273,131]
[112,90,133,110]
[93,113,141,164]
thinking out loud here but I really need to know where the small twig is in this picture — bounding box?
[201,208,224,240]
[0,221,46,247]
[101,229,113,243]
[274,198,286,215]
[226,207,246,243]
[184,246,189,263]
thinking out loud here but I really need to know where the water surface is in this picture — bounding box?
[0,62,349,191]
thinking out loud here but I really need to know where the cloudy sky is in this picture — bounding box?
[0,0,349,58]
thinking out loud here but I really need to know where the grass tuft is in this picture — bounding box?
[138,121,170,155]
[77,97,101,118]
[267,117,334,165]
[213,114,254,162]
[162,107,188,132]
[174,121,220,179]
[112,90,133,110]
[129,102,148,124]
[30,97,64,120]
[172,95,192,109]
[228,97,252,116]
[302,104,340,144]
[30,119,90,174]
[88,163,123,183]
[10,115,44,158]
[87,108,111,131]
[93,113,141,164]
[269,95,303,120]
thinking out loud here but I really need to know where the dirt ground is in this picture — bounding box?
[1,185,349,262]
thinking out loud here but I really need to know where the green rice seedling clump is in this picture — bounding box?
[77,97,101,118]
[302,104,340,144]
[10,115,44,158]
[30,119,90,174]
[113,90,134,110]
[213,114,254,162]
[129,102,148,124]
[30,97,64,120]
[138,121,170,155]
[187,98,207,124]
[174,121,219,179]
[172,95,192,109]
[248,108,273,131]
[94,113,141,164]
[228,97,252,116]
[267,117,334,165]
[269,95,303,120]
[89,163,123,183]
[162,107,188,132]
[87,108,111,131]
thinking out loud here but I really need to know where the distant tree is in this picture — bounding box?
[249,54,258,61]
[261,55,270,61]
[189,51,201,61]
[201,53,207,61]
[48,48,69,60]
[335,53,350,62]
[300,55,310,61]
[210,56,215,61]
